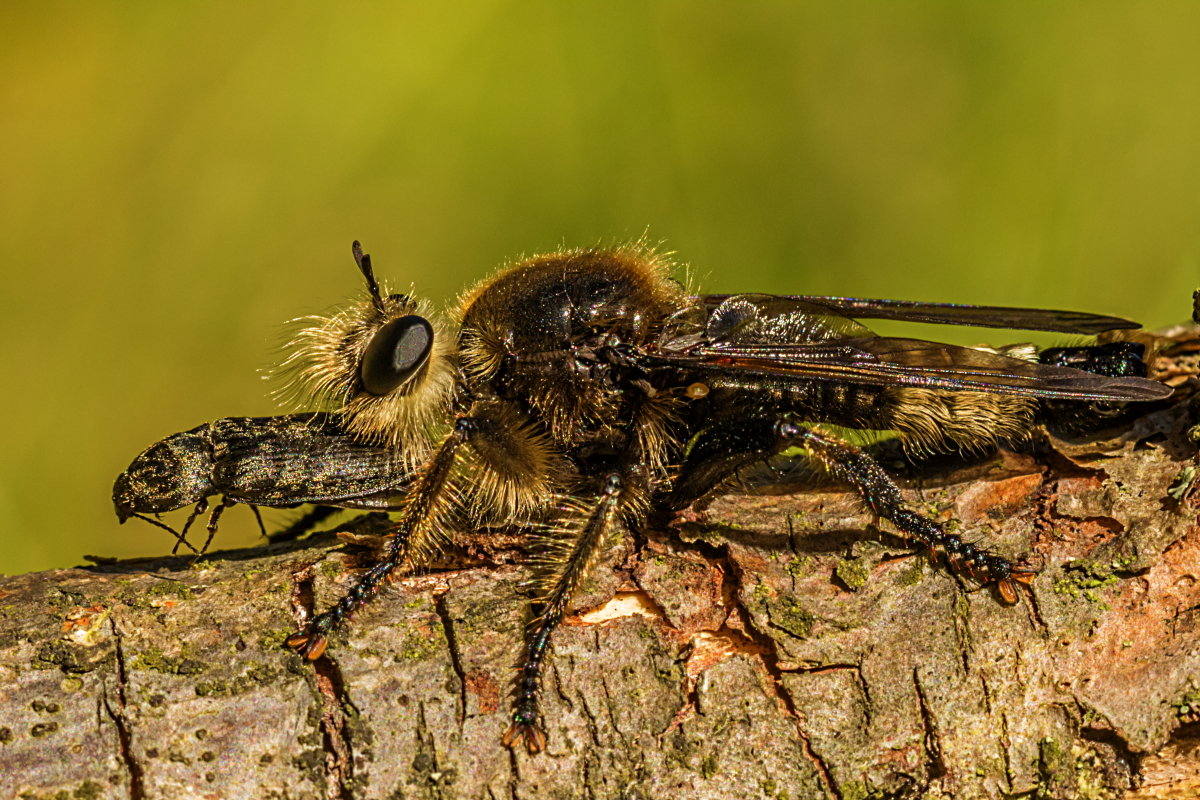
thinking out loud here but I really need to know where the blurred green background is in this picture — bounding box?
[1,3,1197,575]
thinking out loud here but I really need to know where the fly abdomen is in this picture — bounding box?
[885,386,1035,454]
[782,378,891,429]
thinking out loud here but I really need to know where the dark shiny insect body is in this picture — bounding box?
[271,242,1170,754]
[1037,341,1157,435]
[113,413,411,553]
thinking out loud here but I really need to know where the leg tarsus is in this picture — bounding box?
[285,631,328,660]
[503,710,548,754]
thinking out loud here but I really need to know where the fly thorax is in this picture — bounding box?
[457,247,685,445]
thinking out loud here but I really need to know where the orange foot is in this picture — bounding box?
[286,632,328,660]
[996,569,1037,604]
[502,719,547,754]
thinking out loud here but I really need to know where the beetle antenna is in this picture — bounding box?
[132,513,200,555]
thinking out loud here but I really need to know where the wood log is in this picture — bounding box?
[3,330,1198,800]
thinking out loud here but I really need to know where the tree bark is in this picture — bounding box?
[4,331,1199,800]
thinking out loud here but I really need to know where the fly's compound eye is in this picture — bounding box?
[359,315,434,396]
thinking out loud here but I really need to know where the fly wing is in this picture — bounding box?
[210,413,412,507]
[697,293,1140,334]
[649,295,1171,402]
[699,293,872,343]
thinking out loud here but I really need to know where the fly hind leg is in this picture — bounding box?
[785,423,1035,602]
[664,416,1034,600]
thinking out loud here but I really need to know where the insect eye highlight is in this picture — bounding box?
[359,315,434,396]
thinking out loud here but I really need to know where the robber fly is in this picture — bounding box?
[115,342,1152,550]
[268,242,1170,754]
[113,413,412,554]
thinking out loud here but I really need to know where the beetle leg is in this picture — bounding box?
[173,498,208,555]
[198,495,235,557]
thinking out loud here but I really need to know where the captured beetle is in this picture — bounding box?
[113,413,412,554]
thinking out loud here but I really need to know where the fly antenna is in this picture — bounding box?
[353,240,387,314]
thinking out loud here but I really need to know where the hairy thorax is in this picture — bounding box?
[458,247,685,444]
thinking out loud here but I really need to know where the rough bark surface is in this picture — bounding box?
[4,330,1200,800]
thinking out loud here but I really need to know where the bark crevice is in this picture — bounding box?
[104,618,146,800]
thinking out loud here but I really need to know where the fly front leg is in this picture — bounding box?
[505,473,627,754]
[286,418,473,660]
[287,400,556,660]
[782,423,1035,602]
